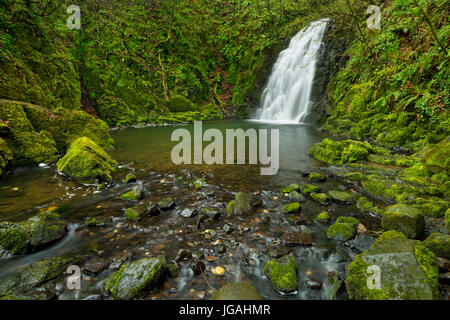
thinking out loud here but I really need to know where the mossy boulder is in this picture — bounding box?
[300,184,320,195]
[346,231,440,300]
[0,122,11,136]
[281,202,301,214]
[57,137,118,184]
[422,233,450,259]
[309,138,373,166]
[310,192,330,205]
[0,256,80,298]
[288,191,306,202]
[264,254,298,294]
[327,190,354,204]
[446,209,450,231]
[120,185,143,201]
[0,137,13,175]
[227,192,252,216]
[280,183,299,193]
[421,136,450,174]
[315,211,331,223]
[0,211,66,255]
[168,95,198,113]
[11,131,59,166]
[381,204,424,239]
[103,256,167,299]
[327,216,359,242]
[124,173,137,183]
[211,282,263,300]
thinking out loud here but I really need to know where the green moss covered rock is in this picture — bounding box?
[310,192,330,205]
[381,204,424,239]
[211,282,263,300]
[309,138,373,165]
[309,172,326,182]
[281,202,301,214]
[168,95,198,112]
[446,209,450,231]
[103,256,167,299]
[227,192,252,216]
[421,136,450,174]
[422,233,450,259]
[125,207,145,221]
[0,211,66,255]
[327,190,354,204]
[264,254,298,294]
[57,137,118,184]
[288,191,306,202]
[346,231,440,300]
[300,184,320,195]
[327,216,359,241]
[124,173,137,183]
[158,197,175,210]
[314,211,331,223]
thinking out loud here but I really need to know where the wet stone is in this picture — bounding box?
[222,223,233,234]
[202,208,220,220]
[158,197,175,210]
[180,208,197,218]
[83,258,109,275]
[282,225,313,246]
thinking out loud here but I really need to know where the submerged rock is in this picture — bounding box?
[282,225,313,246]
[381,204,424,239]
[422,233,450,259]
[57,137,118,184]
[346,231,440,300]
[158,197,175,210]
[421,136,450,174]
[103,255,167,299]
[264,254,298,294]
[314,211,331,223]
[226,192,252,216]
[0,256,80,298]
[0,211,66,255]
[280,184,300,193]
[211,282,263,300]
[288,191,306,202]
[327,216,359,242]
[327,190,354,204]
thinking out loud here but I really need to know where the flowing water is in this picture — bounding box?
[255,20,328,122]
[0,121,379,300]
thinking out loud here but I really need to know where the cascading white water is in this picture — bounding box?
[255,19,328,123]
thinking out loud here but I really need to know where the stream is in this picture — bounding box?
[0,120,380,300]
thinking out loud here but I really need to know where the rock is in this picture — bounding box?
[226,192,252,216]
[282,225,313,245]
[158,197,175,210]
[83,258,109,275]
[436,257,450,271]
[356,223,368,235]
[144,201,160,215]
[310,192,330,205]
[305,279,322,290]
[0,137,13,175]
[309,172,326,182]
[314,211,331,223]
[192,260,206,275]
[0,211,66,255]
[309,138,373,166]
[381,204,425,239]
[166,263,180,278]
[266,245,292,260]
[202,208,220,219]
[280,184,300,193]
[281,202,301,214]
[124,173,137,183]
[175,249,191,261]
[0,256,79,298]
[264,254,298,294]
[422,233,450,259]
[120,184,143,201]
[0,122,11,136]
[124,206,145,221]
[211,282,263,300]
[288,191,306,202]
[327,216,359,242]
[57,137,118,184]
[325,272,342,300]
[327,190,354,204]
[346,230,441,300]
[421,136,450,173]
[180,208,197,218]
[300,184,320,195]
[439,273,450,285]
[222,223,233,234]
[445,209,450,231]
[103,255,167,299]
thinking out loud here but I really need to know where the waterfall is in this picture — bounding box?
[255,19,328,123]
